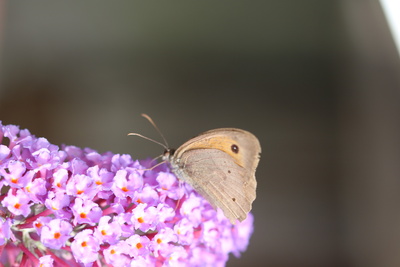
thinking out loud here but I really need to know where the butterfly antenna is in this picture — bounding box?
[127,133,168,150]
[140,113,170,148]
[138,160,167,171]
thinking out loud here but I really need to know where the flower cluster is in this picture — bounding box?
[0,122,254,266]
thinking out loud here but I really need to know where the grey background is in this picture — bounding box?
[1,1,400,267]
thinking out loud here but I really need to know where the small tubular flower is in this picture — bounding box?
[0,122,254,266]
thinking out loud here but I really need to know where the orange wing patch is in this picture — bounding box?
[182,137,245,167]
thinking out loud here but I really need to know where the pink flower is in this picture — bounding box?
[125,234,151,257]
[66,174,97,199]
[40,219,72,249]
[87,165,114,193]
[0,218,12,245]
[93,215,122,245]
[0,144,10,163]
[174,217,195,245]
[156,171,184,201]
[0,160,34,188]
[111,169,143,198]
[72,198,102,226]
[71,229,100,265]
[52,168,69,190]
[103,241,132,266]
[33,216,52,235]
[131,203,159,232]
[38,255,54,267]
[132,184,159,206]
[45,191,71,216]
[0,122,254,266]
[2,189,33,217]
[151,228,178,257]
[25,177,47,203]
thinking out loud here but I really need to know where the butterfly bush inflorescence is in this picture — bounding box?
[0,122,253,266]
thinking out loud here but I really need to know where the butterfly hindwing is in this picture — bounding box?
[176,148,256,224]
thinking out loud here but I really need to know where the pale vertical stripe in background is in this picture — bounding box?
[380,0,400,57]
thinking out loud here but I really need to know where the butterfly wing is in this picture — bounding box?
[171,128,261,224]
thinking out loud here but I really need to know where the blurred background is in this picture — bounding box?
[1,1,400,266]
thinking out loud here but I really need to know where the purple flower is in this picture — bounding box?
[130,255,155,267]
[0,160,34,188]
[133,184,159,206]
[131,203,159,232]
[29,147,61,172]
[71,198,102,226]
[40,219,73,249]
[33,216,52,235]
[25,176,47,203]
[110,154,134,170]
[44,191,71,219]
[2,189,33,217]
[70,229,100,265]
[231,213,255,256]
[103,240,133,266]
[111,169,142,198]
[0,122,254,266]
[66,174,97,199]
[156,171,184,201]
[125,234,151,257]
[180,192,207,225]
[87,165,113,192]
[162,245,188,267]
[174,217,195,245]
[157,203,175,223]
[151,228,178,257]
[93,215,122,245]
[0,144,10,163]
[52,168,69,190]
[3,124,20,148]
[0,218,12,245]
[38,255,54,267]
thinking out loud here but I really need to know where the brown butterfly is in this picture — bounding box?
[129,114,261,224]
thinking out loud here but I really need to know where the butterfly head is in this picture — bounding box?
[162,148,176,162]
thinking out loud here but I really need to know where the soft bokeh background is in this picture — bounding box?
[1,1,400,267]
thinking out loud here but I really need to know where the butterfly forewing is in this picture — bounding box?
[170,128,260,224]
